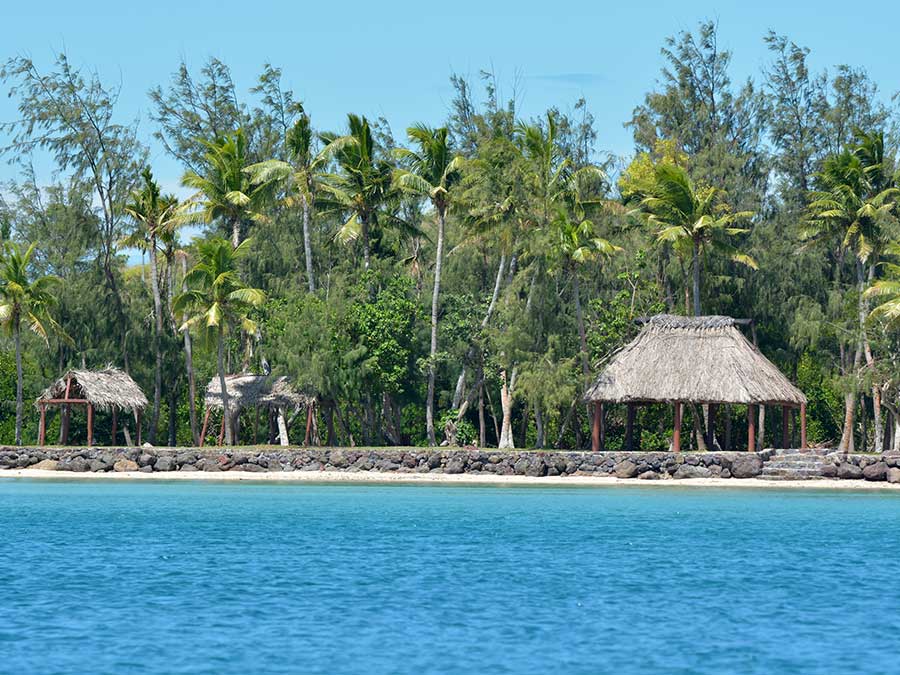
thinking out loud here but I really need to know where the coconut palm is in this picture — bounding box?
[631,162,757,316]
[246,111,333,292]
[0,242,67,445]
[393,125,463,446]
[317,114,399,270]
[174,238,266,445]
[181,129,278,248]
[123,168,180,443]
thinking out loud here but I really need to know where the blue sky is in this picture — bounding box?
[2,0,899,192]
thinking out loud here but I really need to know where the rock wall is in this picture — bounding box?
[2,446,899,482]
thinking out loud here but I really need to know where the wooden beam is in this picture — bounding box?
[87,404,94,447]
[37,398,90,405]
[111,408,118,446]
[748,405,757,453]
[591,402,601,452]
[673,402,682,452]
[625,403,636,451]
[800,402,807,450]
[706,403,717,450]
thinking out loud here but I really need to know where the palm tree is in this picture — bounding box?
[123,168,180,443]
[181,129,277,248]
[174,238,266,445]
[246,111,332,292]
[317,114,398,270]
[0,242,66,445]
[631,162,757,316]
[394,125,463,446]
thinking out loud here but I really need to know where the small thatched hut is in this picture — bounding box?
[36,368,148,446]
[585,314,807,452]
[202,374,312,446]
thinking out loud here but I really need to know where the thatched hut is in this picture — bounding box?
[202,374,313,446]
[36,368,149,446]
[585,315,807,452]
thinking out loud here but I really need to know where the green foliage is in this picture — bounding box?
[796,351,843,444]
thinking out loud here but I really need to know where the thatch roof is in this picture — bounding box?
[38,368,149,411]
[585,314,807,406]
[204,374,311,412]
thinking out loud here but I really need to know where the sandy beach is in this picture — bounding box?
[2,468,899,490]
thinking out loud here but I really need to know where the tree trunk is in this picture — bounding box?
[149,235,163,444]
[168,386,178,447]
[302,193,315,292]
[14,319,23,446]
[218,325,233,445]
[692,239,701,316]
[451,252,507,410]
[277,407,289,446]
[573,271,589,380]
[231,217,241,249]
[534,402,544,449]
[861,262,882,452]
[839,390,855,452]
[181,256,199,445]
[426,208,446,446]
[498,369,514,449]
[360,213,371,271]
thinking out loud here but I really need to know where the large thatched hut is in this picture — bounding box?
[202,374,313,446]
[36,368,148,446]
[585,314,807,452]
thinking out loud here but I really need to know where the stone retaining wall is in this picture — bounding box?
[2,446,899,482]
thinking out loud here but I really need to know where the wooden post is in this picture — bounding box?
[111,408,118,446]
[136,410,142,446]
[706,404,717,450]
[800,402,807,450]
[748,405,757,453]
[782,406,790,449]
[38,403,47,446]
[673,402,682,452]
[218,412,226,446]
[199,408,211,448]
[87,404,94,447]
[625,403,636,451]
[591,402,601,452]
[61,375,72,445]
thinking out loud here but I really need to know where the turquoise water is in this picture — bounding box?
[1,480,899,674]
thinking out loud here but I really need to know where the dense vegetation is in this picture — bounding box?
[2,21,899,452]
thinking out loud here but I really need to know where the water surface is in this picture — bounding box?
[2,479,898,674]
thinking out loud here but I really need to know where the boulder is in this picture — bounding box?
[862,461,888,482]
[445,458,466,474]
[427,453,443,469]
[88,459,108,472]
[113,459,139,472]
[887,468,900,484]
[154,456,175,472]
[60,458,89,472]
[30,459,59,471]
[137,453,155,467]
[837,463,863,480]
[614,460,639,479]
[179,464,198,472]
[638,471,659,480]
[673,464,711,479]
[731,455,762,479]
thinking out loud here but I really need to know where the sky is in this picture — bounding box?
[1,0,899,194]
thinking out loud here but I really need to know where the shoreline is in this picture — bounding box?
[3,468,900,491]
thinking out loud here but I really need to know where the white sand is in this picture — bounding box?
[2,468,900,490]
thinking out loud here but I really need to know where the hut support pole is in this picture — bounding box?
[800,403,807,450]
[218,412,226,446]
[748,405,757,453]
[38,404,46,446]
[111,408,117,446]
[61,375,72,445]
[304,405,313,446]
[706,404,717,450]
[673,402,682,452]
[136,410,142,447]
[87,404,94,447]
[591,403,602,452]
[782,406,790,449]
[625,403,636,451]
[199,409,211,448]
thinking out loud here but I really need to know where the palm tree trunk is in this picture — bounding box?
[14,318,23,446]
[861,262,883,452]
[149,236,163,444]
[425,209,446,446]
[302,194,316,292]
[692,239,701,316]
[180,256,199,444]
[360,214,371,270]
[218,325,233,445]
[231,218,241,249]
[498,369,514,449]
[573,271,589,380]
